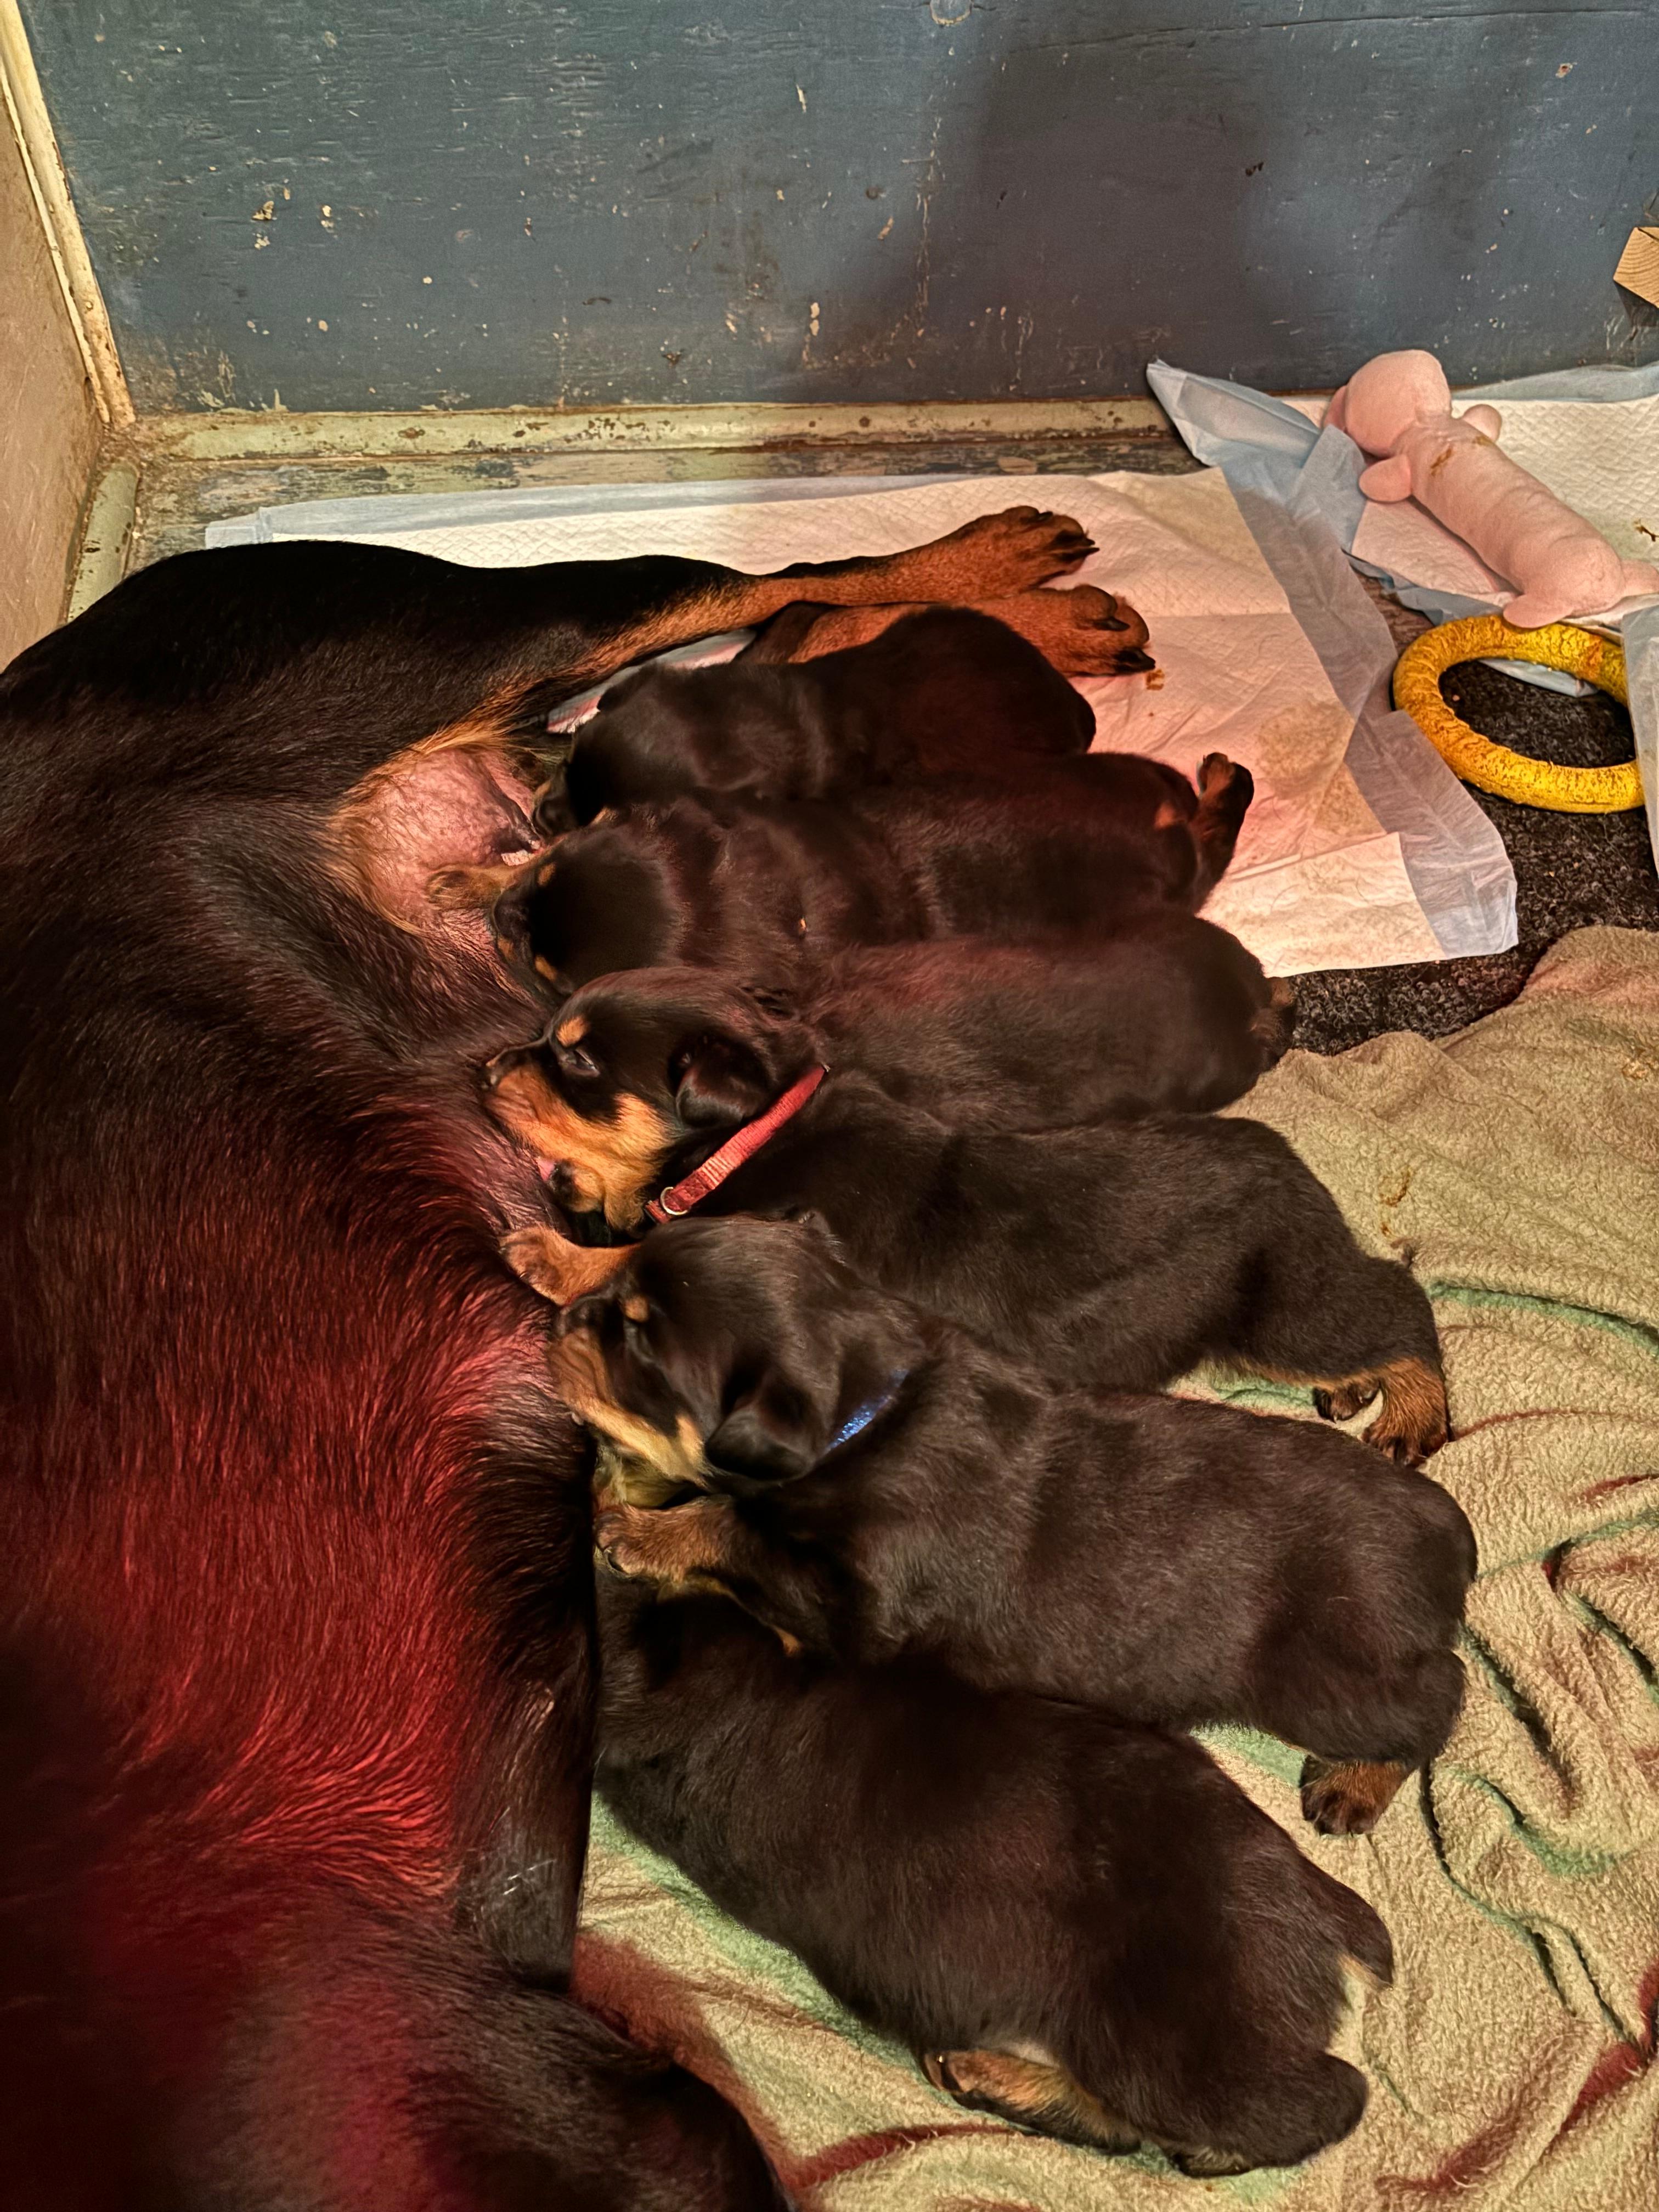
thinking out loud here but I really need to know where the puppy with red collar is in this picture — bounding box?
[486,923,1293,1154]
[538,1214,1472,1838]
[487,967,1447,1464]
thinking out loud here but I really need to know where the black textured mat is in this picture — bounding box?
[1290,659,1657,1054]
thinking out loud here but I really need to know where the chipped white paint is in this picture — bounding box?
[137,396,1173,463]
[65,459,138,621]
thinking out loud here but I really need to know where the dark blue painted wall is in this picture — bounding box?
[21,0,1658,414]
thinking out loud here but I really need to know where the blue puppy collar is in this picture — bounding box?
[823,1373,908,1458]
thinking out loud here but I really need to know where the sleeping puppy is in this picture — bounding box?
[597,1577,1393,2175]
[486,925,1294,1146]
[488,986,1449,1465]
[454,750,1254,998]
[533,605,1098,831]
[560,1215,1473,1837]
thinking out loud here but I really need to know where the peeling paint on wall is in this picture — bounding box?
[16,0,1659,413]
[0,99,100,654]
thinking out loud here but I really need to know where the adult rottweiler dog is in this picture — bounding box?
[534,602,1105,831]
[485,921,1294,1159]
[0,502,1113,2207]
[561,1216,1474,1836]
[441,752,1254,1001]
[492,989,1448,1468]
[596,1579,1394,2175]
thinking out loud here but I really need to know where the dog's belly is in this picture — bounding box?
[336,744,540,938]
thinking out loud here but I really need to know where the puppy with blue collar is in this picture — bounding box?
[525,1211,1474,1842]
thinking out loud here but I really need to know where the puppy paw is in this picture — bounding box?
[593,1502,663,1581]
[1313,1359,1447,1465]
[1300,1756,1408,1837]
[501,1224,633,1306]
[1364,1398,1449,1468]
[427,862,508,912]
[594,1496,732,1588]
[1197,752,1255,812]
[1173,2148,1257,2179]
[921,2049,1143,2155]
[1362,1356,1449,1465]
[1250,977,1297,1068]
[1313,1378,1381,1424]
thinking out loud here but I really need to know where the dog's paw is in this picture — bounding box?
[426,859,527,912]
[1250,977,1297,1068]
[593,1502,664,1581]
[502,1224,633,1306]
[1300,1756,1408,1837]
[1006,583,1156,675]
[943,505,1097,591]
[1197,752,1255,812]
[594,1496,730,1587]
[1334,1356,1449,1466]
[1312,1377,1381,1424]
[921,2049,1144,2155]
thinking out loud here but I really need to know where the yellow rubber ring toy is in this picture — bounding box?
[1392,614,1642,814]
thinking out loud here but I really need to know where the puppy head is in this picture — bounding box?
[554,1214,920,1495]
[532,669,699,836]
[487,816,680,1003]
[480,966,817,1230]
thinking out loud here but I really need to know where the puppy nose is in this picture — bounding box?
[532,780,575,839]
[481,1043,535,1092]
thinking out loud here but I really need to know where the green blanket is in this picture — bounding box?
[577,926,1659,2207]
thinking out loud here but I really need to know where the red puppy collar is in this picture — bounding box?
[646,1065,827,1223]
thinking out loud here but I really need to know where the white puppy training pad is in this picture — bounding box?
[207,468,1459,974]
[1154,357,1659,878]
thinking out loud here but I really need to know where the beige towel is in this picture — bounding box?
[578,926,1659,2207]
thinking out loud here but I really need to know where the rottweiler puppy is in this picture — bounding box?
[488,990,1448,1466]
[558,1215,1473,1836]
[534,604,1100,831]
[486,923,1294,1153]
[597,1577,1394,2175]
[444,749,1255,999]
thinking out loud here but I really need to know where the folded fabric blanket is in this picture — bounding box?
[577,926,1659,2208]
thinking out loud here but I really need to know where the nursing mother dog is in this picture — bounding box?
[0,504,1126,2208]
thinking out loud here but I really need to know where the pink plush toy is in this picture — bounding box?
[1326,348,1659,629]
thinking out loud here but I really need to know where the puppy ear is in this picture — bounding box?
[739,978,803,1023]
[670,1032,776,1131]
[596,668,650,709]
[779,1205,849,1265]
[705,1374,819,1488]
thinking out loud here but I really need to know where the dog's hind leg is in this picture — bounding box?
[1218,1146,1448,1464]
